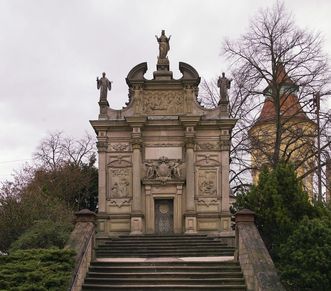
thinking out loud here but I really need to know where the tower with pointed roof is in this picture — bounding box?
[249,63,316,198]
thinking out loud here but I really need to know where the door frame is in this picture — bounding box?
[154,198,174,234]
[144,184,183,234]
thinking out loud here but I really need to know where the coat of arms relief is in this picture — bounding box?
[143,156,184,182]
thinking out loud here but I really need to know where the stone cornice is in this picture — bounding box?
[125,116,147,128]
[179,115,201,127]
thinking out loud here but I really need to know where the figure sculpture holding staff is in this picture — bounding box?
[97,72,112,101]
[155,30,171,59]
[217,72,232,101]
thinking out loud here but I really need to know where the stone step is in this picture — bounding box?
[95,252,234,258]
[84,277,246,285]
[102,238,223,243]
[82,284,247,290]
[96,245,234,251]
[86,271,244,278]
[90,261,240,267]
[89,265,242,273]
[98,240,227,245]
[89,262,242,272]
[116,234,208,239]
[88,265,240,272]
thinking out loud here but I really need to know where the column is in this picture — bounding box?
[184,131,197,233]
[130,129,143,235]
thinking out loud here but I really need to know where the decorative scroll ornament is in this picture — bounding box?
[197,198,219,207]
[109,198,131,208]
[110,143,129,152]
[196,142,221,151]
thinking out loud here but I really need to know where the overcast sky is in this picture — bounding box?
[0,0,331,181]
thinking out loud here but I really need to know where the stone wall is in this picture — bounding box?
[235,209,285,291]
[65,209,96,291]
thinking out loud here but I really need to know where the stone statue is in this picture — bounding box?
[145,161,156,179]
[170,160,181,178]
[155,30,171,59]
[97,72,112,101]
[217,72,232,101]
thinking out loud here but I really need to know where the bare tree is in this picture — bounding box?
[199,2,331,196]
[33,131,96,170]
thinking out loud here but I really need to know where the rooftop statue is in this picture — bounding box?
[97,72,112,101]
[217,72,232,101]
[155,30,171,59]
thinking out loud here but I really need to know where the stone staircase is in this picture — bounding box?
[82,235,247,290]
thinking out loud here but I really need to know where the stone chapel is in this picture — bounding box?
[90,31,236,237]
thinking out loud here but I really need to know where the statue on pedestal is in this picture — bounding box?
[97,72,112,101]
[155,30,171,60]
[217,72,232,101]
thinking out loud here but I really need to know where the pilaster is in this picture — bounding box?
[126,117,146,235]
[220,130,231,231]
[184,126,197,234]
[96,133,108,213]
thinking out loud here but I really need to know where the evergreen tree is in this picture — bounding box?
[278,217,331,290]
[234,162,313,254]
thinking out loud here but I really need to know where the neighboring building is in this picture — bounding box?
[249,63,316,198]
[90,33,236,236]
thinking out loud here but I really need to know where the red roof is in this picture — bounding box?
[257,94,309,123]
[255,63,313,125]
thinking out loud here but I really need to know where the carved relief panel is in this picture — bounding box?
[109,168,132,198]
[197,168,218,197]
[195,151,220,198]
[107,155,132,200]
[136,90,185,115]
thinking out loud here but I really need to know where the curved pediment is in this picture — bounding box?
[126,62,148,86]
[179,62,200,85]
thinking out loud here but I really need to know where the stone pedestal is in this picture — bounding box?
[184,214,197,234]
[130,215,144,235]
[98,100,109,119]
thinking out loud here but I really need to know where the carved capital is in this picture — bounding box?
[97,141,108,152]
[219,139,230,151]
[131,137,142,149]
[185,136,195,149]
[219,133,231,151]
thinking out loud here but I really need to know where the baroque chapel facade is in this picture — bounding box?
[91,32,236,236]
